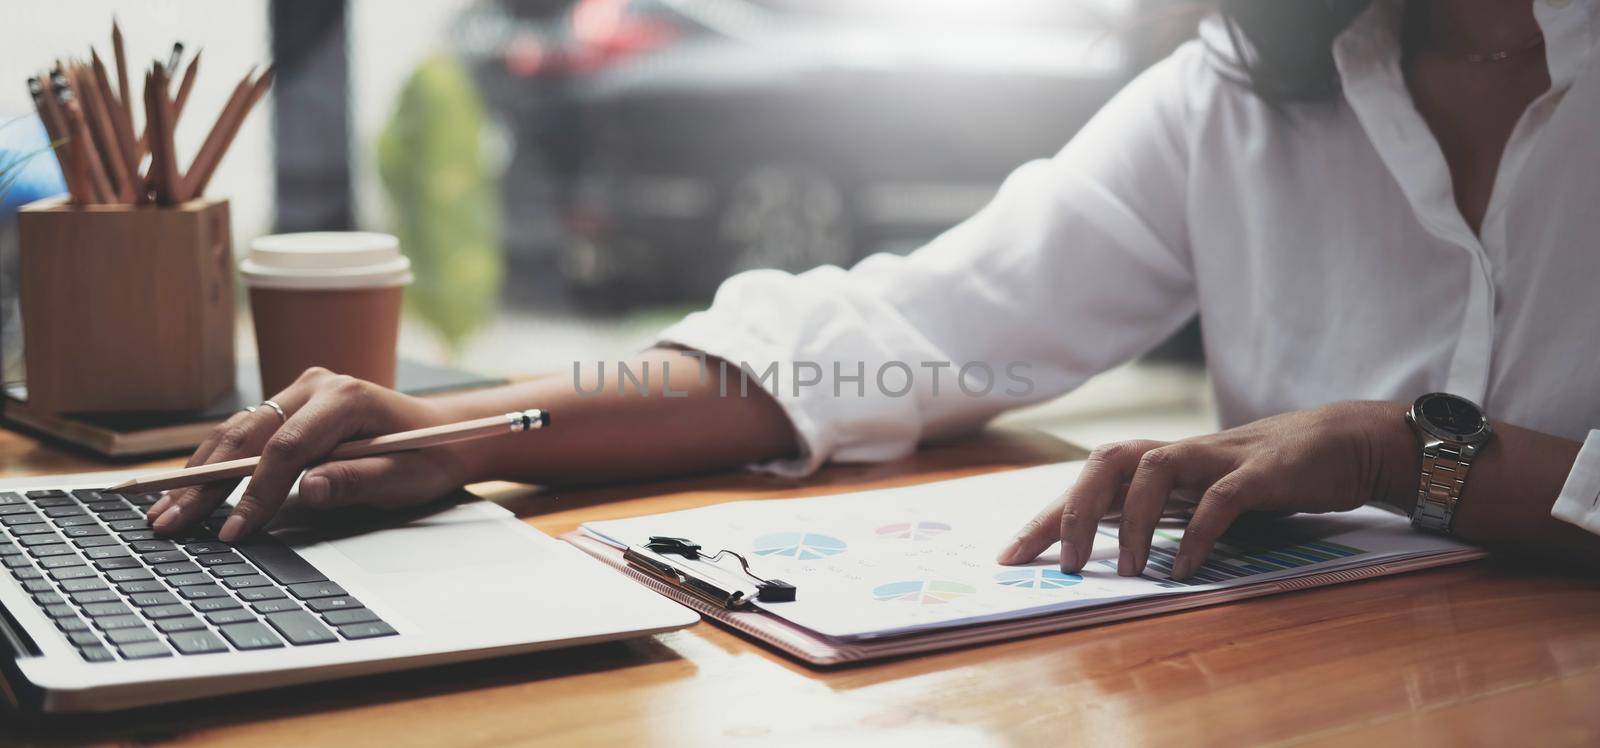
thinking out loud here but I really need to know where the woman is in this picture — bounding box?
[153,0,1600,576]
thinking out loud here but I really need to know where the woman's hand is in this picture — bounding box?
[147,367,482,542]
[996,401,1417,579]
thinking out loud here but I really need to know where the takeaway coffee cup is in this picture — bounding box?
[240,232,413,394]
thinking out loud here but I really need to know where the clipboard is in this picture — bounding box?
[561,531,1486,667]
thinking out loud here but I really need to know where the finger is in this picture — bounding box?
[224,377,377,542]
[1116,444,1229,576]
[997,493,1067,565]
[299,453,451,511]
[151,369,329,535]
[148,409,255,520]
[1059,440,1164,573]
[1171,468,1262,580]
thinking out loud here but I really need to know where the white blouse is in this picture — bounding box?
[659,0,1600,535]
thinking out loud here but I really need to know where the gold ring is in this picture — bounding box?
[258,399,287,423]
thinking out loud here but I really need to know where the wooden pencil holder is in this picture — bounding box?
[17,197,236,413]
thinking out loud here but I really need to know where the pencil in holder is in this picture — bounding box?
[17,196,235,413]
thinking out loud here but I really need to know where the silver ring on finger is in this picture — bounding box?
[258,399,288,424]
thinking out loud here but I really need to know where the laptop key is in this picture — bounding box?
[337,622,397,640]
[94,557,142,571]
[0,506,39,517]
[26,489,69,499]
[34,496,74,508]
[67,630,104,647]
[236,540,329,585]
[195,553,243,567]
[41,555,88,570]
[153,562,202,576]
[30,544,77,558]
[84,501,126,514]
[56,616,92,633]
[142,605,193,620]
[82,602,132,618]
[128,591,180,607]
[42,604,78,619]
[0,492,23,505]
[70,590,121,605]
[119,530,158,542]
[53,516,99,528]
[140,551,187,565]
[22,579,54,593]
[124,494,161,507]
[93,615,146,631]
[49,567,97,582]
[108,520,150,533]
[209,564,256,578]
[44,507,86,518]
[287,581,346,600]
[69,489,102,502]
[3,515,48,527]
[193,597,242,613]
[205,609,256,626]
[61,526,108,539]
[100,511,143,522]
[156,616,207,634]
[107,568,155,583]
[32,591,64,606]
[118,580,167,594]
[237,587,288,602]
[117,641,171,659]
[218,622,283,650]
[130,541,176,553]
[18,534,65,547]
[59,578,107,593]
[251,599,301,614]
[86,546,132,560]
[320,608,381,626]
[178,584,229,600]
[10,567,44,581]
[265,610,337,646]
[184,541,231,556]
[1,556,32,569]
[106,627,158,645]
[73,536,121,549]
[169,630,230,655]
[224,575,273,590]
[168,573,214,587]
[78,646,116,663]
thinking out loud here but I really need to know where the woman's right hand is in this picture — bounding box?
[147,367,483,543]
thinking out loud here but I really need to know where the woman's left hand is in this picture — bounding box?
[996,401,1417,580]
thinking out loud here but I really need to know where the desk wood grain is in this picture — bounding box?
[0,427,1597,746]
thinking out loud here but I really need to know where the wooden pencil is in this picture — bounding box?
[111,19,132,130]
[181,65,263,199]
[172,49,201,123]
[106,410,550,493]
[73,62,133,202]
[54,70,114,203]
[90,49,141,198]
[146,65,182,204]
[28,75,86,204]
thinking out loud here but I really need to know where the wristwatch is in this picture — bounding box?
[1405,393,1493,534]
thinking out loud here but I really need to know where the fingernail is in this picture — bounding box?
[1058,540,1078,572]
[147,496,172,518]
[1118,548,1136,576]
[219,515,246,543]
[152,507,179,532]
[1172,555,1195,580]
[300,475,328,508]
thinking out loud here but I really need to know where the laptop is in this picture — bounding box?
[0,472,698,713]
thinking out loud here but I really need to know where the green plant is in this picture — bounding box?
[377,56,502,355]
[0,115,55,206]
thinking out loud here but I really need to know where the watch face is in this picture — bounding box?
[1417,393,1488,440]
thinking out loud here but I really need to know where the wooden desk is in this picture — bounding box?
[1,427,1598,746]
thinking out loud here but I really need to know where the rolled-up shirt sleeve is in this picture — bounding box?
[1552,431,1600,534]
[659,41,1212,476]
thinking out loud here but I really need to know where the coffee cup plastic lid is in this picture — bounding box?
[241,232,414,290]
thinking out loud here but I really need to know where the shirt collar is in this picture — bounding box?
[1334,0,1598,93]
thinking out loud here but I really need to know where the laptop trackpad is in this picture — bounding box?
[325,512,546,575]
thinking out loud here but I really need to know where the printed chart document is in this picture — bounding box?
[581,462,1481,643]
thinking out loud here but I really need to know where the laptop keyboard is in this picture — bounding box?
[0,488,396,663]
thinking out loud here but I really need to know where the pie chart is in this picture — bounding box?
[875,521,953,541]
[994,568,1083,590]
[872,580,977,604]
[751,532,847,560]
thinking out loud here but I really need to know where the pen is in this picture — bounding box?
[107,410,550,494]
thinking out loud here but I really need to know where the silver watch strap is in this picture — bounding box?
[1413,443,1473,533]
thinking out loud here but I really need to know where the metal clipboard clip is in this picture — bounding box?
[623,536,797,610]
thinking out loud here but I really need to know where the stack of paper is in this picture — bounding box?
[581,462,1480,642]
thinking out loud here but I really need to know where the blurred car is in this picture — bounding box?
[461,0,1139,309]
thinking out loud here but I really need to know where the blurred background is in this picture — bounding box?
[0,0,1215,448]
